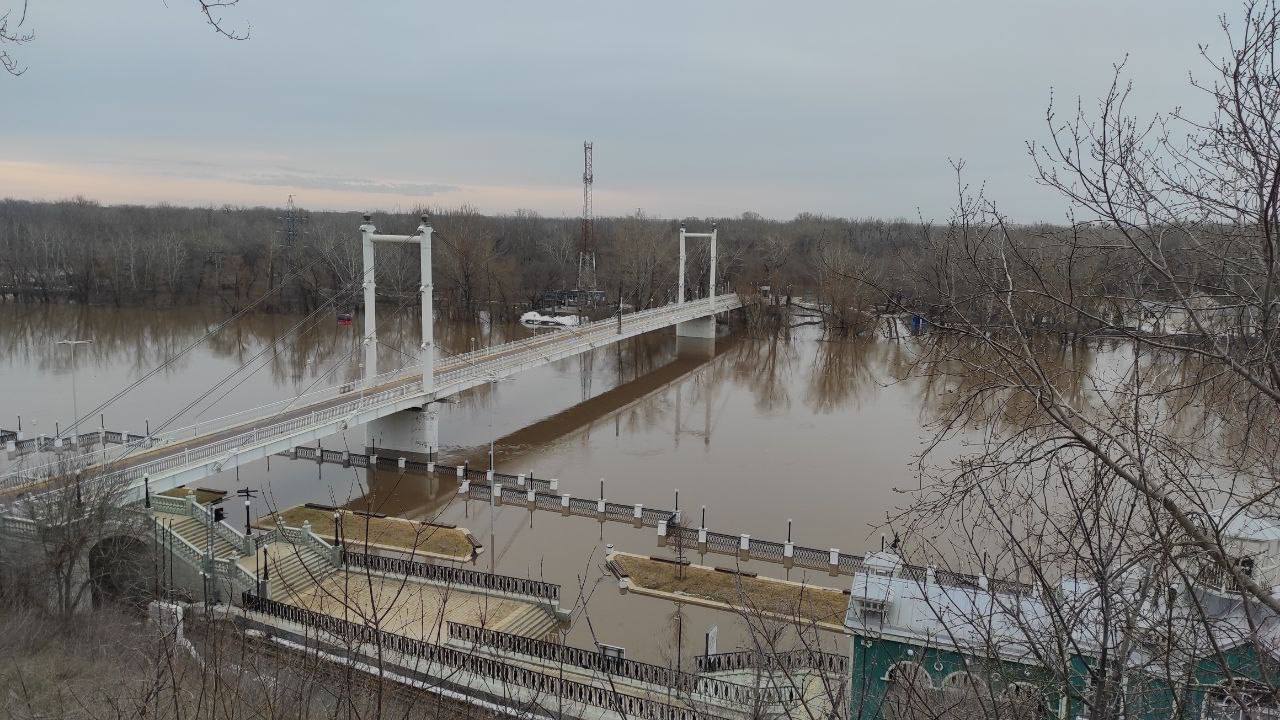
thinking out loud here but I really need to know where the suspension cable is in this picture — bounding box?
[146,258,387,439]
[60,254,327,436]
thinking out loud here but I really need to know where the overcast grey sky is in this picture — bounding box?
[0,1,1234,221]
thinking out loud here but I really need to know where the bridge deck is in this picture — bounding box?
[2,295,741,502]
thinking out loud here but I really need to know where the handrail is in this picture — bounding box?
[0,366,411,486]
[190,496,251,554]
[13,380,424,503]
[252,526,281,553]
[149,493,190,515]
[212,556,258,594]
[152,515,209,567]
[278,522,341,568]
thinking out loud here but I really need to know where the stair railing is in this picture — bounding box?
[186,494,252,556]
[267,519,341,569]
[211,556,262,601]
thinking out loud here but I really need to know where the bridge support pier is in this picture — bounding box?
[366,405,439,463]
[675,315,716,339]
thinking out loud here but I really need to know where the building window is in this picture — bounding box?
[1204,680,1280,720]
[883,662,936,720]
[1000,681,1048,720]
[940,671,992,717]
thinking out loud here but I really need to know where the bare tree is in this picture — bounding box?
[866,4,1280,718]
[1,0,249,78]
[0,1,32,76]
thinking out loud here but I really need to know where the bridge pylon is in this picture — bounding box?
[676,221,719,339]
[361,214,439,460]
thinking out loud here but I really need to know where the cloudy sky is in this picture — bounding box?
[0,1,1232,221]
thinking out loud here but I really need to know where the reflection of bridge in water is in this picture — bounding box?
[360,332,740,519]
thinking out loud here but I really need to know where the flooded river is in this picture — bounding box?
[1,303,991,663]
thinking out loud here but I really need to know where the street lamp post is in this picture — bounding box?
[236,486,258,536]
[489,376,497,574]
[489,377,497,472]
[55,339,92,446]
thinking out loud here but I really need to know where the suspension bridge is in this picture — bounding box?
[0,217,741,506]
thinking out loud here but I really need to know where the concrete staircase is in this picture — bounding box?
[496,603,561,639]
[154,512,241,560]
[263,543,338,600]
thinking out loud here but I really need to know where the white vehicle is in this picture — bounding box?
[520,311,581,328]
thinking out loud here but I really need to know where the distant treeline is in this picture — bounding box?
[0,197,964,329]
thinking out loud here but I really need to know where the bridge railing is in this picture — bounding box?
[431,294,742,393]
[435,299,688,372]
[0,432,157,488]
[240,593,733,720]
[9,379,426,505]
[149,365,413,442]
[0,513,39,541]
[0,367,413,491]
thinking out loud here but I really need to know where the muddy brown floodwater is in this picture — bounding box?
[1,303,967,664]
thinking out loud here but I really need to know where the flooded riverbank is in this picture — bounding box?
[0,302,1073,662]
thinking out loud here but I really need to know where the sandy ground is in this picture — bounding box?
[258,505,476,560]
[612,553,848,626]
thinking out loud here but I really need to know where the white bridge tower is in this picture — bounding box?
[676,221,718,339]
[360,214,438,459]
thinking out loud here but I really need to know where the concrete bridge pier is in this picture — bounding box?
[675,315,716,339]
[366,404,439,463]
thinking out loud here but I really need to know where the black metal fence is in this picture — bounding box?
[241,593,730,720]
[342,548,559,603]
[447,621,796,705]
[695,649,849,677]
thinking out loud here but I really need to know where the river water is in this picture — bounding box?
[1,303,992,663]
